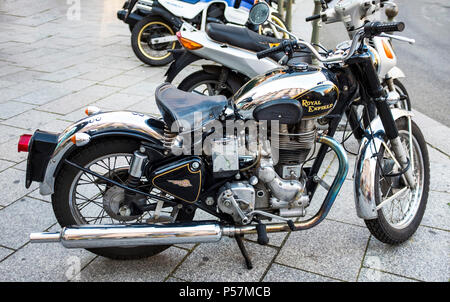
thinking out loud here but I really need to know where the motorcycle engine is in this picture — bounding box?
[272,120,316,179]
[212,120,317,224]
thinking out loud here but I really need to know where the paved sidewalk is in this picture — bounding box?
[0,0,448,282]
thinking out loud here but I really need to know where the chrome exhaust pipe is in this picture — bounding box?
[30,135,348,250]
[30,222,232,249]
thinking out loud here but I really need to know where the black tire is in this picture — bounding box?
[392,79,411,111]
[52,138,195,260]
[131,16,177,66]
[365,118,429,244]
[178,70,237,98]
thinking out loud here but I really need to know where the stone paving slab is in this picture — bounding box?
[0,246,13,262]
[76,247,188,282]
[276,220,370,281]
[263,263,338,282]
[0,197,55,249]
[0,242,96,282]
[357,268,417,282]
[364,226,449,282]
[173,237,278,282]
[0,169,38,207]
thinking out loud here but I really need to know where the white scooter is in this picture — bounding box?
[166,0,411,111]
[118,0,287,66]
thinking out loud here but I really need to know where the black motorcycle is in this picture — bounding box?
[22,3,428,268]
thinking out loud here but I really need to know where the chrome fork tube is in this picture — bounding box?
[389,136,416,189]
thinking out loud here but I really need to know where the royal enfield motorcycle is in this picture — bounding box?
[118,0,287,66]
[20,3,428,267]
[167,0,411,111]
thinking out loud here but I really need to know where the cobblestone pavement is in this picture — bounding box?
[0,0,448,282]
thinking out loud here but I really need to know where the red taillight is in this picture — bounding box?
[18,134,32,152]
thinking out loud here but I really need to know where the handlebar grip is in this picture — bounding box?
[256,44,284,59]
[364,21,405,36]
[305,14,321,22]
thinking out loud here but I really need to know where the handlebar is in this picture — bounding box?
[363,21,405,37]
[256,21,408,64]
[305,14,321,22]
[256,41,287,59]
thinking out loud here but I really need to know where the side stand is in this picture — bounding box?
[234,235,253,270]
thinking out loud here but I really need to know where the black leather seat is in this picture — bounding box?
[206,23,312,63]
[155,83,228,131]
[206,23,282,53]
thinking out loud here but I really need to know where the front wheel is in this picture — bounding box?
[365,118,430,244]
[131,16,178,66]
[52,138,195,260]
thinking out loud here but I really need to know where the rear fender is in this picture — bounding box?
[165,50,202,82]
[39,111,165,196]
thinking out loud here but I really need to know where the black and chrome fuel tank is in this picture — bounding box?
[233,66,339,121]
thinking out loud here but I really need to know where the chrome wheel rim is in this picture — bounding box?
[379,129,424,229]
[68,153,177,225]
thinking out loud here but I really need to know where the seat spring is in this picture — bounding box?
[163,125,177,150]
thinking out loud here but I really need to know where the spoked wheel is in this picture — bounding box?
[177,70,236,97]
[52,138,195,260]
[365,118,430,244]
[131,16,178,66]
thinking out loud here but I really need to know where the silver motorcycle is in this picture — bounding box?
[20,2,428,267]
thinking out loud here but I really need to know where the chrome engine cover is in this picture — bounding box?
[217,182,255,223]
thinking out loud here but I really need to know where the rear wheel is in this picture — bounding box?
[178,70,236,97]
[365,118,429,244]
[131,16,178,66]
[52,138,195,260]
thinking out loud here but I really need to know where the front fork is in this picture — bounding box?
[354,52,416,190]
[375,99,416,189]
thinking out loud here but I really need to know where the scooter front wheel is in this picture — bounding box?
[131,16,178,66]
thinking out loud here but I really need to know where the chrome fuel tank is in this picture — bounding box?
[233,66,339,120]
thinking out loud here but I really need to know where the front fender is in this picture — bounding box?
[386,66,405,79]
[39,111,165,196]
[354,108,413,220]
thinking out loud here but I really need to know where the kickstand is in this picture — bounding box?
[234,235,253,270]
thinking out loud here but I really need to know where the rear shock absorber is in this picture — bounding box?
[124,148,148,215]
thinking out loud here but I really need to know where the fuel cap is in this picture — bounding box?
[288,62,309,71]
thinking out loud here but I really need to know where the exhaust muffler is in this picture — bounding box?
[30,222,234,249]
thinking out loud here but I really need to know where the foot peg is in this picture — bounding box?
[287,220,297,231]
